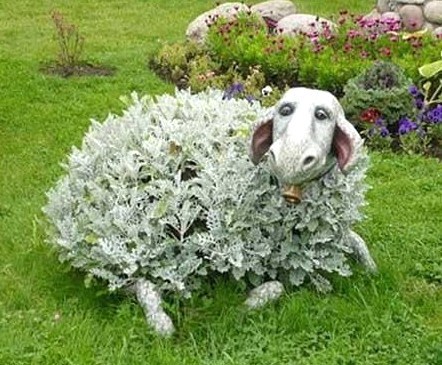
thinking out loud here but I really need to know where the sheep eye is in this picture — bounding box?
[279,104,294,117]
[315,108,329,120]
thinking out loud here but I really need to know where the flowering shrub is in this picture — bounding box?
[43,89,369,295]
[206,12,300,86]
[296,11,440,94]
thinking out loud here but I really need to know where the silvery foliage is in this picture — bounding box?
[44,89,369,296]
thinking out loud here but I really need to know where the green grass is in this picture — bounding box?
[1,1,441,364]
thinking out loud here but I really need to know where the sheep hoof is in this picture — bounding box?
[245,280,285,309]
[349,231,377,274]
[133,279,175,336]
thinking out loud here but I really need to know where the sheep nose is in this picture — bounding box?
[301,155,318,171]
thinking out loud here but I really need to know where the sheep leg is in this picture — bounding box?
[348,230,377,273]
[244,280,285,309]
[133,279,175,336]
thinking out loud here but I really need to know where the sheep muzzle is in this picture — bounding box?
[282,185,302,204]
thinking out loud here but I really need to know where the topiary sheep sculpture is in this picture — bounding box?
[44,88,376,336]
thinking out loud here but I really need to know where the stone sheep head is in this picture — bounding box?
[250,87,363,204]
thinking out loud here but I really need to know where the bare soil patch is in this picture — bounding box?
[41,62,115,77]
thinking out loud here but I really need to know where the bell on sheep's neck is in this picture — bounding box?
[282,185,302,204]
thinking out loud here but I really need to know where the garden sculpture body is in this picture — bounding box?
[44,88,376,336]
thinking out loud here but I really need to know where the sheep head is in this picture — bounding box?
[251,88,363,204]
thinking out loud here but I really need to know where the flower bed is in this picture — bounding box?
[149,10,442,158]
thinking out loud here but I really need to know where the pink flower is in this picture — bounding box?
[382,47,391,57]
[313,44,324,53]
[343,43,352,52]
[347,29,360,39]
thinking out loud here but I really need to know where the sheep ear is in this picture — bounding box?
[250,119,273,165]
[333,116,363,173]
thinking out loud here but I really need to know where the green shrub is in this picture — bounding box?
[340,61,415,126]
[296,45,370,96]
[51,10,84,68]
[186,54,226,92]
[149,41,203,87]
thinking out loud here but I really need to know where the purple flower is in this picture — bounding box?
[380,126,390,137]
[374,118,390,137]
[223,82,244,100]
[408,85,419,97]
[245,94,255,104]
[375,117,385,127]
[398,117,418,135]
[415,98,424,110]
[409,86,426,110]
[425,105,442,124]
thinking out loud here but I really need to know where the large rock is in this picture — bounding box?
[424,1,442,24]
[250,0,296,21]
[423,21,435,31]
[397,0,425,4]
[377,0,392,13]
[381,11,401,22]
[276,14,336,36]
[186,2,249,44]
[362,8,381,22]
[434,26,442,37]
[399,4,425,30]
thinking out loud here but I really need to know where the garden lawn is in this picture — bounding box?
[0,1,441,364]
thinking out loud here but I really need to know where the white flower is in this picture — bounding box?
[261,86,273,97]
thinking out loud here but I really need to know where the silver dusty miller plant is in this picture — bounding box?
[44,88,375,335]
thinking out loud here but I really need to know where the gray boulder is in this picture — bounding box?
[434,26,442,37]
[424,1,442,24]
[276,14,336,36]
[397,0,425,4]
[186,2,249,44]
[399,4,425,31]
[250,0,297,22]
[377,0,393,13]
[381,11,401,22]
